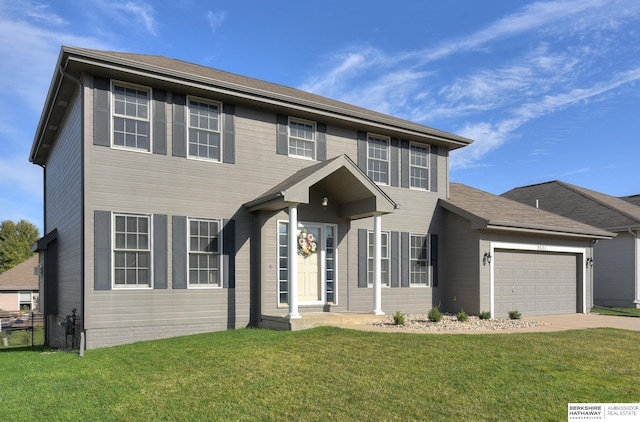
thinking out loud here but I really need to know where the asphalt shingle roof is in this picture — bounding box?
[441,183,613,238]
[502,181,640,231]
[0,255,39,291]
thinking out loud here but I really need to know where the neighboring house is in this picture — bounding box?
[0,255,39,313]
[29,47,611,350]
[621,195,640,207]
[503,181,640,309]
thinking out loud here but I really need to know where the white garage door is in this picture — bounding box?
[494,250,578,317]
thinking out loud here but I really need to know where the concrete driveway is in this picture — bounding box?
[521,313,640,333]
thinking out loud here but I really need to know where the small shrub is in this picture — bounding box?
[479,311,491,320]
[393,310,406,326]
[456,309,468,322]
[428,306,442,322]
[508,310,522,320]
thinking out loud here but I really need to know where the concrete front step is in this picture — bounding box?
[259,312,388,331]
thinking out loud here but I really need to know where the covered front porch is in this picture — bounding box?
[244,154,398,326]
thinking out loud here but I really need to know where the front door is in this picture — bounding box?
[297,225,322,304]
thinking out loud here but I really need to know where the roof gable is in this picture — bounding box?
[441,183,613,239]
[502,181,640,230]
[0,255,39,291]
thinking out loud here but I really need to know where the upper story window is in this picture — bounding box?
[288,118,316,159]
[410,143,430,190]
[367,134,389,184]
[410,234,429,286]
[367,231,390,287]
[188,98,222,161]
[112,82,151,152]
[188,218,222,288]
[113,213,152,288]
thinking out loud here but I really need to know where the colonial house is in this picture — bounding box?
[30,47,611,349]
[503,181,640,309]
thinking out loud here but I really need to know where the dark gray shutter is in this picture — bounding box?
[401,232,410,287]
[401,140,410,188]
[153,214,168,289]
[430,234,438,287]
[222,219,236,288]
[172,216,187,289]
[223,103,235,164]
[390,138,399,187]
[390,231,399,287]
[358,229,368,288]
[93,77,110,147]
[94,210,111,290]
[430,146,438,192]
[357,131,367,174]
[153,90,167,155]
[172,93,187,157]
[276,114,288,155]
[317,122,327,161]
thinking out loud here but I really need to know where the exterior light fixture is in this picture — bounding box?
[483,252,492,264]
[322,196,328,208]
[586,257,594,267]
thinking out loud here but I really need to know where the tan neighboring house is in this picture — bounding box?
[503,181,640,309]
[0,255,39,313]
[29,46,612,350]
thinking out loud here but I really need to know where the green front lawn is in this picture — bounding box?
[591,306,640,317]
[1,327,638,421]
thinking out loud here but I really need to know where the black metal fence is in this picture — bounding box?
[0,312,44,348]
[46,312,82,351]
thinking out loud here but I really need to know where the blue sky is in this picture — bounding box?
[1,0,639,233]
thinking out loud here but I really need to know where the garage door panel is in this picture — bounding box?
[495,250,577,317]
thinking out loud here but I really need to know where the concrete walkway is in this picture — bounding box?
[335,313,639,334]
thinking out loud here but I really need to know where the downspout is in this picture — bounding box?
[59,62,87,355]
[629,228,640,306]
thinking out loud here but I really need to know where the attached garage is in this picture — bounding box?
[493,249,579,317]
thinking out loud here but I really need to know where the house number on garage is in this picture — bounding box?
[537,245,548,251]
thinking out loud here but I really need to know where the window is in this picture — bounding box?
[113,214,151,287]
[368,231,390,286]
[188,218,221,287]
[367,134,389,184]
[410,143,430,190]
[18,292,32,311]
[289,118,316,159]
[188,98,221,161]
[112,83,151,151]
[410,234,429,286]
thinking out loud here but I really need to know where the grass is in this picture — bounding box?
[591,306,640,317]
[1,327,639,421]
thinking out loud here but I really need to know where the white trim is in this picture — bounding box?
[409,232,430,287]
[186,95,223,163]
[186,217,223,289]
[111,212,153,289]
[287,117,317,160]
[367,133,390,186]
[489,242,588,318]
[110,80,153,154]
[408,142,430,191]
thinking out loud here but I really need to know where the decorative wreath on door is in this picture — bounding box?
[298,230,317,258]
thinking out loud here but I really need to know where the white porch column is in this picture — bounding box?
[288,205,301,319]
[372,214,384,315]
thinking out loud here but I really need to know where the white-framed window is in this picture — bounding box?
[188,218,222,288]
[288,118,316,159]
[188,97,222,161]
[18,292,32,311]
[410,234,429,286]
[112,81,151,152]
[410,143,430,190]
[367,134,389,184]
[367,231,390,287]
[113,213,152,288]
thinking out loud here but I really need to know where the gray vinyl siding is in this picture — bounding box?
[45,90,83,319]
[594,233,636,307]
[443,212,481,314]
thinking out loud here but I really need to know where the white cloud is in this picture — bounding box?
[206,10,227,32]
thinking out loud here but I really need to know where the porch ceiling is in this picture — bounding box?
[244,154,397,220]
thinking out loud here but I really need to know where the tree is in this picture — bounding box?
[0,219,40,273]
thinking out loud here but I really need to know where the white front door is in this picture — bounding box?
[297,225,323,304]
